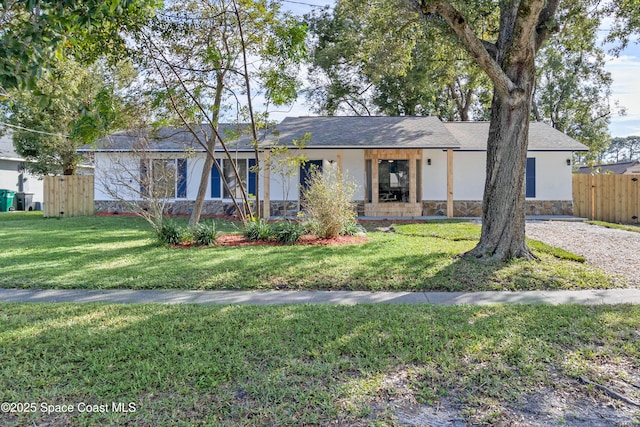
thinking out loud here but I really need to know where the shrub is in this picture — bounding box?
[193,220,220,246]
[302,167,358,238]
[342,221,366,236]
[243,218,274,241]
[273,221,305,244]
[156,220,184,245]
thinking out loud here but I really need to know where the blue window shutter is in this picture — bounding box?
[211,161,221,198]
[526,157,536,198]
[177,159,187,198]
[248,158,256,196]
[140,160,148,196]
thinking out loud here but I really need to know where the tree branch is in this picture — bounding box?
[535,0,561,51]
[416,0,516,100]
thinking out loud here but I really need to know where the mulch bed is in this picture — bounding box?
[173,233,368,248]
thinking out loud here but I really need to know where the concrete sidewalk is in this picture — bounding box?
[1,288,639,306]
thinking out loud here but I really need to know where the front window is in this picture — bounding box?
[152,159,177,198]
[140,158,187,199]
[378,160,409,203]
[223,159,248,199]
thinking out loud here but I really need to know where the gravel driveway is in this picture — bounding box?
[526,221,640,287]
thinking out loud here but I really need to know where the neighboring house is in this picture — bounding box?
[84,117,588,218]
[578,160,640,175]
[0,131,43,210]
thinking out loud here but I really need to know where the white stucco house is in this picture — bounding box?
[0,131,43,210]
[84,116,587,218]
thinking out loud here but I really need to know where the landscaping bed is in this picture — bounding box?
[0,214,620,291]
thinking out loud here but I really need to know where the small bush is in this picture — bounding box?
[302,167,358,238]
[243,218,274,241]
[342,221,366,236]
[156,220,184,245]
[273,221,305,244]
[193,220,220,246]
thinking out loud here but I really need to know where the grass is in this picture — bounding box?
[587,220,640,233]
[1,303,638,426]
[393,221,586,262]
[0,213,617,291]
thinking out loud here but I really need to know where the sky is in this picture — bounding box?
[276,0,640,138]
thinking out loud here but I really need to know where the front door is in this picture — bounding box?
[300,160,323,192]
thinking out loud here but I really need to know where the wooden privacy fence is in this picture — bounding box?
[44,175,94,218]
[572,174,640,224]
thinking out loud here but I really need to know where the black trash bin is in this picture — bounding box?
[15,192,34,211]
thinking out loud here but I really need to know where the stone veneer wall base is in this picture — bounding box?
[422,200,574,217]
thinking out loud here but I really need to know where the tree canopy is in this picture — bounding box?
[2,58,140,175]
[0,0,160,95]
[305,0,622,160]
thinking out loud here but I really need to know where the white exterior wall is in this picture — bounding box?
[95,152,257,201]
[94,149,575,204]
[448,151,573,201]
[530,151,574,200]
[341,149,365,200]
[0,159,44,206]
[453,152,487,200]
[95,153,143,201]
[421,149,448,200]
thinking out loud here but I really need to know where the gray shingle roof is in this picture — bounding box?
[83,118,588,152]
[578,160,640,174]
[0,131,23,161]
[82,124,258,152]
[270,116,460,148]
[443,121,589,151]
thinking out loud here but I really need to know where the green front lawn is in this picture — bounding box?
[1,303,638,426]
[0,213,617,291]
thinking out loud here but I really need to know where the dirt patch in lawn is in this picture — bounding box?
[354,366,640,427]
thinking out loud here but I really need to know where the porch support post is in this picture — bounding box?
[263,149,271,218]
[336,149,343,174]
[447,148,454,218]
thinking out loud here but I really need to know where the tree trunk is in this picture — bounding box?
[189,147,215,226]
[413,0,556,262]
[466,89,537,261]
[189,75,224,226]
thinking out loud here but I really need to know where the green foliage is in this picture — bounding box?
[587,220,640,234]
[341,221,366,236]
[0,0,160,92]
[301,167,358,238]
[273,221,305,244]
[155,220,185,246]
[603,136,640,162]
[535,4,617,162]
[3,58,139,176]
[193,220,220,246]
[243,218,274,241]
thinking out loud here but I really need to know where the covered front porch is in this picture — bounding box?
[363,148,454,218]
